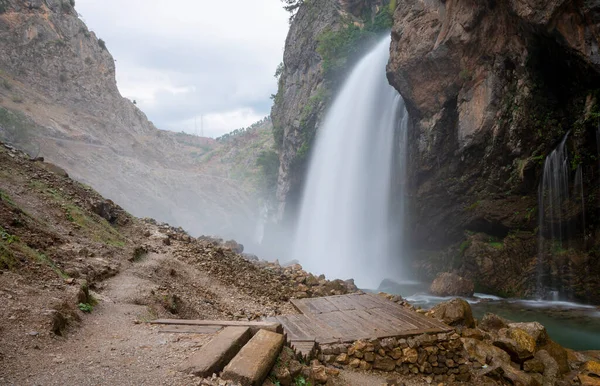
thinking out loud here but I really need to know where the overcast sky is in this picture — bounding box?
[76,0,290,138]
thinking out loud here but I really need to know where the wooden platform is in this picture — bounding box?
[270,293,452,358]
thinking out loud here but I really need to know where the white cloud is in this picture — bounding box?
[76,0,289,137]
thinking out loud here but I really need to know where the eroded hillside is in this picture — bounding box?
[0,0,273,244]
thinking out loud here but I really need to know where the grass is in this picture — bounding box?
[489,242,504,250]
[30,180,127,247]
[459,240,471,255]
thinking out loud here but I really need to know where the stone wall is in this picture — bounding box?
[319,333,471,383]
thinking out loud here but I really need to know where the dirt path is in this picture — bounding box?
[1,243,218,385]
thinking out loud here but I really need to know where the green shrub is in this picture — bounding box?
[98,38,107,51]
[78,303,93,313]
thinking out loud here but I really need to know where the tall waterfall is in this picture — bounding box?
[292,37,408,289]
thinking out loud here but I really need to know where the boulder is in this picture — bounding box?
[582,361,600,377]
[535,350,558,386]
[462,337,511,366]
[223,240,244,254]
[479,313,510,332]
[539,340,570,375]
[427,298,475,328]
[430,272,474,297]
[508,322,549,345]
[493,327,536,362]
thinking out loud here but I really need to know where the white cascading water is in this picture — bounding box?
[292,36,408,289]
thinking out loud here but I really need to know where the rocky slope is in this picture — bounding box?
[0,141,358,384]
[0,0,271,246]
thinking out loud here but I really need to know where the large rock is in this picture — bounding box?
[462,337,511,366]
[493,327,537,362]
[386,0,600,302]
[479,313,510,332]
[430,272,474,297]
[427,298,475,328]
[508,322,549,346]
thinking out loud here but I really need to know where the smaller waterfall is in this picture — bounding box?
[537,133,570,297]
[537,132,590,299]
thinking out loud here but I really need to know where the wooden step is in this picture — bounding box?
[222,329,285,386]
[151,318,282,335]
[178,326,251,377]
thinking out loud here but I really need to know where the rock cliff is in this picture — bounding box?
[275,0,600,302]
[387,0,600,301]
[0,0,271,245]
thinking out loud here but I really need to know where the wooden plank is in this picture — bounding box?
[276,315,314,342]
[317,312,368,341]
[379,305,451,331]
[325,295,363,311]
[310,297,340,314]
[346,309,401,336]
[364,307,419,331]
[275,316,311,342]
[288,314,340,342]
[158,325,223,334]
[291,299,318,316]
[151,319,282,334]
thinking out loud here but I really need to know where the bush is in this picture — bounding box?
[98,38,107,51]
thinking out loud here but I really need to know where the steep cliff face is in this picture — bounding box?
[271,0,390,226]
[0,0,268,244]
[387,0,600,301]
[271,1,340,225]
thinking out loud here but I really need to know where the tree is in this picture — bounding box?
[280,0,303,13]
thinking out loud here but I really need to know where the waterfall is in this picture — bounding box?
[292,36,407,289]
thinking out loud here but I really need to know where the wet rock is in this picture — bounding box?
[430,272,474,297]
[427,298,475,328]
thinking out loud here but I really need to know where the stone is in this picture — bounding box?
[427,298,475,328]
[461,328,485,340]
[493,328,536,362]
[582,361,600,377]
[272,366,292,386]
[288,360,303,378]
[349,358,360,368]
[479,313,510,332]
[523,358,545,374]
[373,356,396,372]
[359,360,372,371]
[391,347,403,360]
[538,340,569,375]
[501,364,540,386]
[508,322,549,345]
[403,348,418,364]
[535,349,558,386]
[335,353,349,364]
[579,374,600,386]
[364,352,375,362]
[179,327,251,377]
[310,364,328,384]
[462,337,511,366]
[430,272,474,297]
[222,329,284,386]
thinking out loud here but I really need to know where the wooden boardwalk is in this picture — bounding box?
[269,293,452,358]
